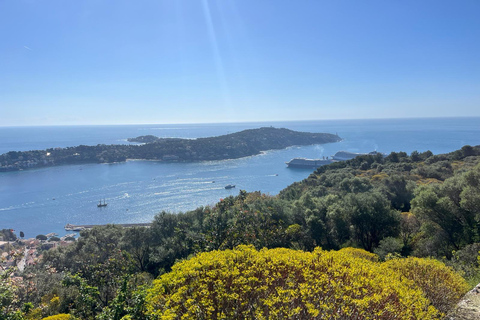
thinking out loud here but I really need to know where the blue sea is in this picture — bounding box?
[1,117,479,238]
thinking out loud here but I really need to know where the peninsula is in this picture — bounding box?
[0,127,341,172]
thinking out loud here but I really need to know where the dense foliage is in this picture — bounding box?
[2,145,480,319]
[0,229,17,242]
[0,127,340,171]
[146,246,466,319]
[383,257,469,314]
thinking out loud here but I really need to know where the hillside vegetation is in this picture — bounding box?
[2,145,480,319]
[0,127,340,171]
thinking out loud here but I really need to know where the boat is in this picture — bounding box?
[64,224,85,231]
[97,199,107,207]
[225,184,235,189]
[286,158,335,169]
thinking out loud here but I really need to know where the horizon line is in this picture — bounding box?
[1,115,478,128]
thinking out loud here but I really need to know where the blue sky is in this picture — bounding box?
[1,0,479,126]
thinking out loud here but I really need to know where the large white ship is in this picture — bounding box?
[285,158,335,169]
[286,151,383,169]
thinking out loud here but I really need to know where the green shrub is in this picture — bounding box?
[374,237,403,261]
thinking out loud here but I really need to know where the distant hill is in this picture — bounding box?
[0,127,341,171]
[127,135,160,143]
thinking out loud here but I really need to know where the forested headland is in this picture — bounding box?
[0,127,340,172]
[2,145,480,319]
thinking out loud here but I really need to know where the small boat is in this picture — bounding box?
[225,184,235,189]
[64,224,85,231]
[97,199,108,207]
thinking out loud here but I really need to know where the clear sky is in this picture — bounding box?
[1,0,479,126]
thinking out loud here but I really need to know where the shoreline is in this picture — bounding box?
[0,127,341,173]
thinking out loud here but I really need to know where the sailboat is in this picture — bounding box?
[97,199,107,207]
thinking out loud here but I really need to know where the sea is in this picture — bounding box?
[1,117,479,238]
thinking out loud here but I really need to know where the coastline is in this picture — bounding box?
[0,127,341,172]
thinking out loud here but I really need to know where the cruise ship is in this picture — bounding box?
[286,151,383,169]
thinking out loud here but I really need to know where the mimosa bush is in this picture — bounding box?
[146,246,443,319]
[338,247,379,262]
[41,315,75,320]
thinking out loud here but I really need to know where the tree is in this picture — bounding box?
[412,186,464,251]
[345,192,401,251]
[149,211,193,274]
[378,175,415,211]
[399,212,420,248]
[36,234,48,241]
[62,273,100,320]
[410,150,422,162]
[42,225,125,274]
[96,275,151,320]
[325,198,351,249]
[121,227,153,273]
[459,165,480,229]
[19,231,24,239]
[411,166,479,253]
[0,229,17,242]
[374,237,403,260]
[0,270,24,320]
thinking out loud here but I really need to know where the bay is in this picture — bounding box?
[1,117,479,238]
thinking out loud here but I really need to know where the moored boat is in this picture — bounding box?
[97,199,107,207]
[64,224,85,231]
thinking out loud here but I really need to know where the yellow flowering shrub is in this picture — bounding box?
[41,314,75,320]
[371,172,388,181]
[338,247,379,262]
[146,245,442,319]
[384,257,469,315]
